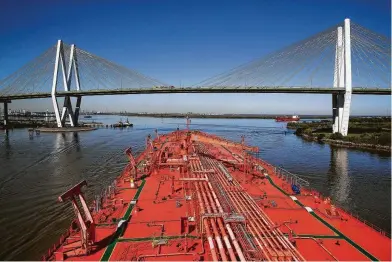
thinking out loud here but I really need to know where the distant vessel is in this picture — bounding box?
[275,115,300,122]
[113,118,133,128]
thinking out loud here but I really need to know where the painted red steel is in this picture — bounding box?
[43,129,391,261]
[275,116,300,122]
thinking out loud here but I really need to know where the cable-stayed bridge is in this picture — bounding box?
[0,18,390,135]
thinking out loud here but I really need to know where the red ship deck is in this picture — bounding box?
[44,130,391,261]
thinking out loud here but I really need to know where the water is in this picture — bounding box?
[0,116,390,260]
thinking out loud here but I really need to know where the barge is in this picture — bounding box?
[43,128,391,261]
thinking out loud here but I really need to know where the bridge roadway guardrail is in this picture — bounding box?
[0,86,390,100]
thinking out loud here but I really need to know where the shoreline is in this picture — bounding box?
[300,133,391,152]
[115,113,333,119]
[36,127,97,132]
[288,118,391,153]
[3,117,391,154]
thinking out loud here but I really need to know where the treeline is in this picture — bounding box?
[290,117,391,147]
[295,128,391,146]
[116,112,331,119]
[120,113,275,119]
[288,117,391,132]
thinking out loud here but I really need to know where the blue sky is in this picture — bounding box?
[0,0,390,115]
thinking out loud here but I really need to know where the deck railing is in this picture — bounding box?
[311,190,391,238]
[251,155,390,239]
[273,166,310,188]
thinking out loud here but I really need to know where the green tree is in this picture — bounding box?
[330,133,344,140]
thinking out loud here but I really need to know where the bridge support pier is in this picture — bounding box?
[332,19,352,136]
[2,100,11,129]
[51,40,82,128]
[3,102,8,127]
[74,96,82,126]
[60,96,75,127]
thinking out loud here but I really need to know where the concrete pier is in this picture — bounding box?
[2,100,11,129]
[37,126,97,132]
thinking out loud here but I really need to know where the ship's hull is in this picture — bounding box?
[275,117,300,122]
[43,129,391,261]
[113,123,133,127]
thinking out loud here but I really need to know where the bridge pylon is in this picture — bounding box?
[51,40,82,127]
[1,100,11,130]
[332,18,352,136]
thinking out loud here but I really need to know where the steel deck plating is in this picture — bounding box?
[44,129,391,261]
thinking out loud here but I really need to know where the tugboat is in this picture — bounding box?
[123,118,133,127]
[275,115,300,122]
[113,118,133,128]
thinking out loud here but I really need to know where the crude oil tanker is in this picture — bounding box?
[43,128,390,261]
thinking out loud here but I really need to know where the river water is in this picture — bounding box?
[0,116,390,260]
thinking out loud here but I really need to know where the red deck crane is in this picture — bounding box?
[125,147,137,187]
[57,180,95,256]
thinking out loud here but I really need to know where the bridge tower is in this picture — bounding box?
[51,40,82,127]
[332,18,352,136]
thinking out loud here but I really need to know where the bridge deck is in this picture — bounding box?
[0,87,390,100]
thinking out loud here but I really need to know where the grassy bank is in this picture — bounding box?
[288,117,391,151]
